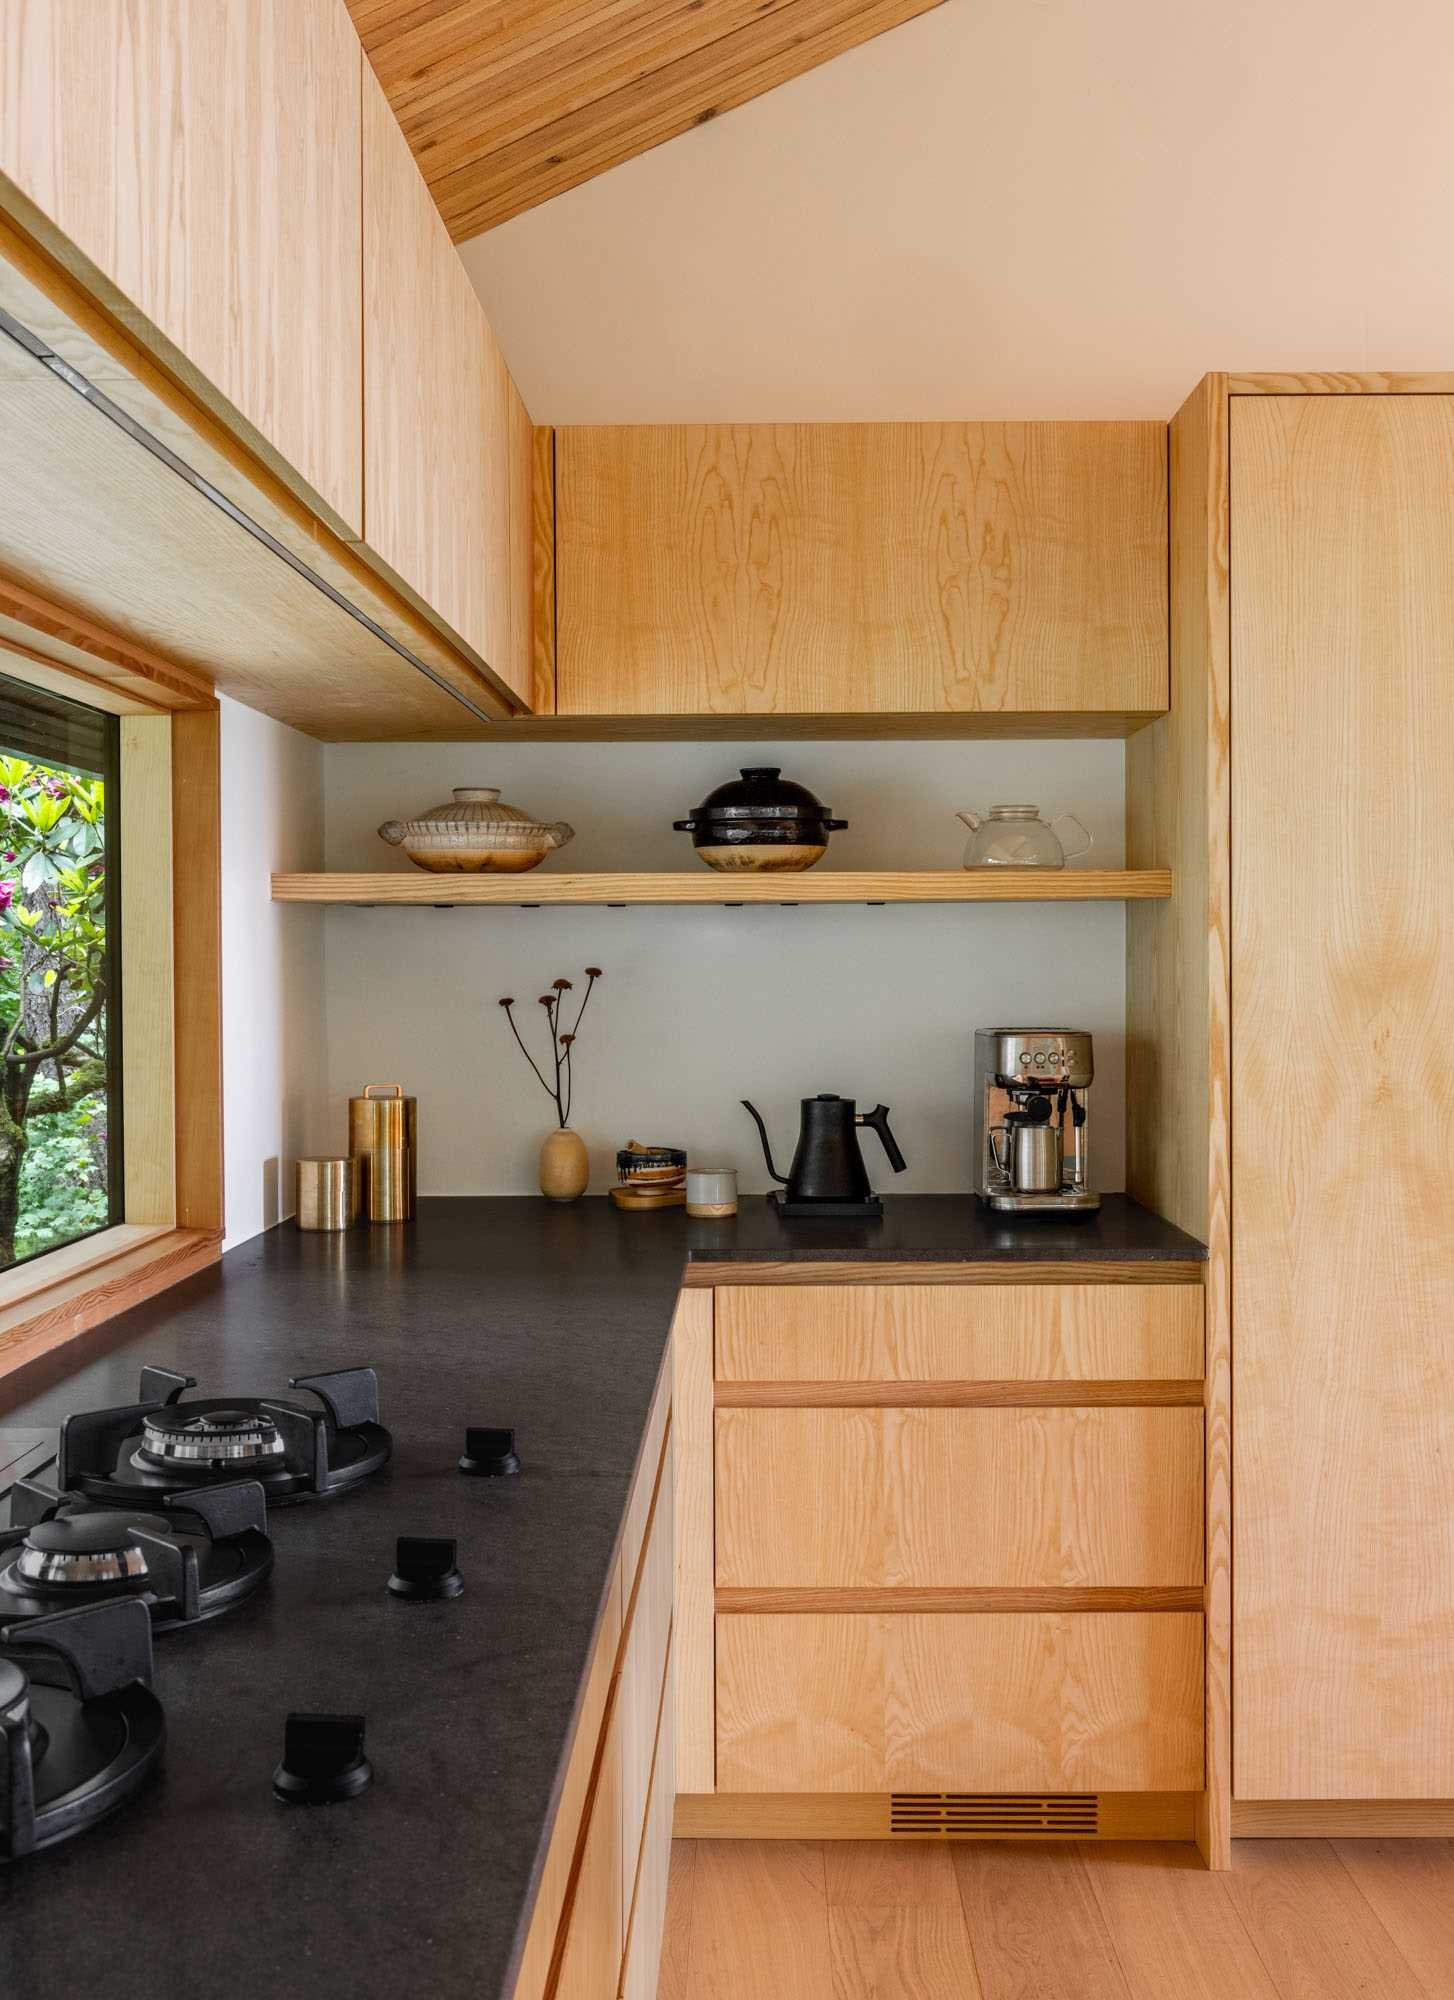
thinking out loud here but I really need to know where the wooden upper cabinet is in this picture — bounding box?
[553,422,1168,718]
[0,0,364,537]
[361,67,532,707]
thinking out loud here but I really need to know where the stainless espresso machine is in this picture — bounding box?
[972,1028,1100,1214]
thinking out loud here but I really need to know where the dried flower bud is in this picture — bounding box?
[498,996,515,1007]
[559,1032,576,1045]
[585,967,603,978]
[552,977,573,991]
[538,995,554,1007]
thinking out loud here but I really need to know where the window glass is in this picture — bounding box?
[0,675,120,1269]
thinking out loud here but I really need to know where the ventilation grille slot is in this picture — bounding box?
[890,1793,1100,1837]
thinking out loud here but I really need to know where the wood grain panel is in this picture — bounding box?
[270,869,1171,906]
[120,716,175,1228]
[619,1431,673,1927]
[170,708,222,1236]
[715,1613,1204,1793]
[0,229,511,738]
[621,1352,671,1597]
[1227,370,1454,395]
[1231,394,1454,1801]
[717,1587,1203,1612]
[350,0,948,238]
[672,1289,715,1795]
[555,423,1167,718]
[0,1227,219,1387]
[536,426,556,716]
[620,1639,674,2000]
[691,1261,1205,1289]
[673,1791,1198,1839]
[715,1408,1203,1589]
[1124,371,1232,1864]
[361,66,532,702]
[512,1564,624,2000]
[1234,1800,1454,1835]
[715,1284,1202,1382]
[715,1380,1203,1408]
[0,0,363,535]
[554,1686,624,2000]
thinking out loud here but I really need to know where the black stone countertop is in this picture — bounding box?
[0,1193,1202,1997]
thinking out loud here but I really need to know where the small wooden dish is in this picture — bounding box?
[609,1184,687,1210]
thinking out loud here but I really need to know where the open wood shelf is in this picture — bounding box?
[270,869,1172,907]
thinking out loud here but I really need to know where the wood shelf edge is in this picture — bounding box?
[269,869,1173,907]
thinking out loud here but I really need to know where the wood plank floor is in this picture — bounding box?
[658,1839,1454,1999]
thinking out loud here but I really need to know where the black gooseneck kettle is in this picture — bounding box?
[741,1094,907,1217]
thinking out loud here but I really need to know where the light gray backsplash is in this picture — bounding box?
[320,739,1126,1195]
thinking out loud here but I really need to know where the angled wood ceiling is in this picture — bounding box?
[347,0,947,239]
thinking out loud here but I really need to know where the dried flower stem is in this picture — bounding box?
[497,968,604,1129]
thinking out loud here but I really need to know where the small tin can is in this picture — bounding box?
[295,1157,362,1231]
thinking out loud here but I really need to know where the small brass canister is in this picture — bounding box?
[348,1082,417,1223]
[296,1157,362,1232]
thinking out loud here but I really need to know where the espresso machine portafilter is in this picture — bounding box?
[972,1029,1100,1214]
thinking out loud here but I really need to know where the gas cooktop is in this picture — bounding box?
[58,1364,391,1505]
[0,1477,273,1630]
[0,1598,164,1859]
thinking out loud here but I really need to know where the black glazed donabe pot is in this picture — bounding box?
[673,767,847,874]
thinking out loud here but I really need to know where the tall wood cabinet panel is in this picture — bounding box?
[361,67,532,705]
[1230,392,1454,1800]
[0,0,363,536]
[553,422,1168,717]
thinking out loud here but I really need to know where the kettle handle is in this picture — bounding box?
[857,1104,907,1175]
[1050,813,1093,860]
[740,1101,788,1185]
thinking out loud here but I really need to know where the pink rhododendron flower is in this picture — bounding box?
[0,882,13,912]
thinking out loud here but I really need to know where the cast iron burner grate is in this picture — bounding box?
[58,1366,390,1506]
[0,1597,163,1859]
[0,1476,273,1629]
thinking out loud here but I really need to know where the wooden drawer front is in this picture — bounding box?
[715,1284,1203,1383]
[716,1612,1203,1793]
[715,1407,1203,1590]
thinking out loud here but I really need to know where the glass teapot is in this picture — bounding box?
[957,804,1093,870]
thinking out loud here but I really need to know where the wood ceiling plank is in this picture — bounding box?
[406,0,813,176]
[437,0,944,236]
[348,0,947,237]
[368,0,655,122]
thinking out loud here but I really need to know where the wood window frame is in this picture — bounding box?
[0,607,223,1390]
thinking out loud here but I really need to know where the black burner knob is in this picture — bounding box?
[457,1427,519,1477]
[272,1713,372,1805]
[386,1536,464,1600]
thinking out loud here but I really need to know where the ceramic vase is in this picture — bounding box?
[539,1127,589,1203]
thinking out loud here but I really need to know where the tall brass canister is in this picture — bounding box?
[348,1082,417,1222]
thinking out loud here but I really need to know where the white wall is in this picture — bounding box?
[319,740,1126,1196]
[460,0,1454,422]
[219,696,327,1247]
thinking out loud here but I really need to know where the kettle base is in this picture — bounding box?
[767,1191,884,1220]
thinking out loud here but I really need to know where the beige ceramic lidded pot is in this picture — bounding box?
[378,787,574,874]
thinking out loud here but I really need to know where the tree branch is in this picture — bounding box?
[24,1055,106,1118]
